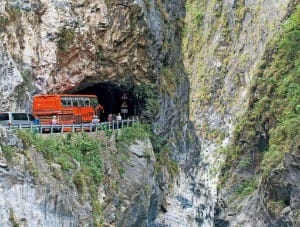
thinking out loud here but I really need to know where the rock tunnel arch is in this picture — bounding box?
[70,82,139,122]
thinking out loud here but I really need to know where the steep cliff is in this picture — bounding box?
[0,1,191,225]
[183,0,299,226]
[0,0,157,111]
[215,5,300,226]
[0,0,299,226]
[0,126,157,226]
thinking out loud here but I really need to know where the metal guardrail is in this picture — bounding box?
[1,119,138,134]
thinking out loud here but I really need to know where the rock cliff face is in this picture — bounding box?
[183,0,299,226]
[0,0,155,111]
[0,0,299,226]
[0,0,191,225]
[0,129,156,226]
[0,130,94,226]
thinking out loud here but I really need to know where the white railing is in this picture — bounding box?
[1,119,138,134]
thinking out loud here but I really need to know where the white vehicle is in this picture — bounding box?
[0,112,36,127]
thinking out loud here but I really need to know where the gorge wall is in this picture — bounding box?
[0,0,299,226]
[183,0,299,226]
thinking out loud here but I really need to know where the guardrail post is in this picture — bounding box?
[72,124,75,132]
[61,124,64,133]
[50,124,53,134]
[127,119,129,127]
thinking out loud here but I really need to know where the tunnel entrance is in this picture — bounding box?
[75,83,136,122]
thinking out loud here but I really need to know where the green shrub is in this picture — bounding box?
[220,145,243,169]
[238,156,251,168]
[194,11,204,27]
[116,122,150,144]
[73,171,87,194]
[234,178,257,197]
[57,27,76,51]
[133,84,159,121]
[154,145,179,180]
[9,209,19,227]
[2,145,19,162]
[92,199,103,226]
[16,131,103,186]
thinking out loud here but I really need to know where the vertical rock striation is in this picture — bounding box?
[0,0,298,226]
[183,0,299,226]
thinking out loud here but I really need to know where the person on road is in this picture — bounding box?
[116,113,122,121]
[92,115,100,124]
[33,116,40,125]
[107,114,112,122]
[51,115,58,124]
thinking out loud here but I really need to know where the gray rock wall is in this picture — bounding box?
[183,0,298,226]
[0,131,93,226]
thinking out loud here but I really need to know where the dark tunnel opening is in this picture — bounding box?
[75,83,137,122]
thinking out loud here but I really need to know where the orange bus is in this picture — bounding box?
[32,94,103,126]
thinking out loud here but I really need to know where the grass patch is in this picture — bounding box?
[16,131,103,186]
[234,178,257,197]
[2,145,19,162]
[133,84,159,122]
[57,27,76,52]
[154,145,179,180]
[116,122,150,144]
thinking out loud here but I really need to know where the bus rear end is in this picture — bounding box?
[32,95,74,126]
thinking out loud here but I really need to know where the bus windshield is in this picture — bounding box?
[90,97,98,107]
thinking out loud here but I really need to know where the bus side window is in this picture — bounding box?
[85,98,90,106]
[66,98,71,107]
[79,98,85,107]
[91,98,98,107]
[0,113,9,120]
[62,98,71,107]
[61,98,66,106]
[73,98,79,107]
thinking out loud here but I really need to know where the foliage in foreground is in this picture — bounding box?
[116,122,150,144]
[16,131,103,186]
